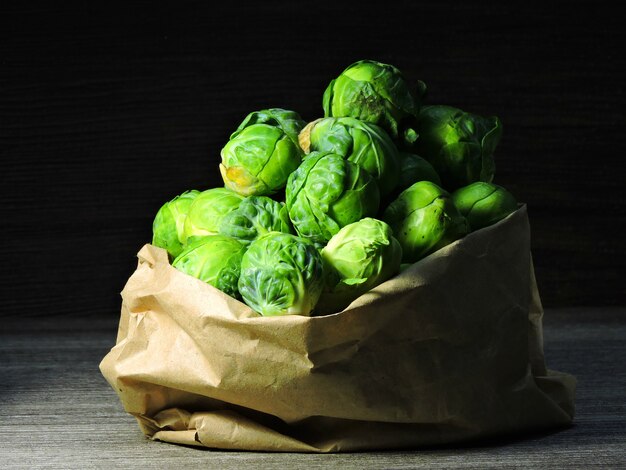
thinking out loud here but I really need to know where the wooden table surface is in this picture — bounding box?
[1,308,624,469]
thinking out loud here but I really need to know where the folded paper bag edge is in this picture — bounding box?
[137,243,167,267]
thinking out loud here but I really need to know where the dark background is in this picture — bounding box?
[1,1,624,321]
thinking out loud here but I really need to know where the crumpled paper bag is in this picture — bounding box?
[99,205,575,452]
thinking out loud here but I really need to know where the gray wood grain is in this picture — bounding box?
[1,308,624,469]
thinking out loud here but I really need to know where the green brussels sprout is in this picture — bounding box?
[238,232,324,316]
[417,105,503,191]
[396,152,441,192]
[322,60,426,147]
[451,182,518,231]
[218,195,294,245]
[182,188,244,246]
[220,108,306,196]
[317,218,402,313]
[172,235,247,299]
[383,181,469,263]
[285,152,380,245]
[152,190,200,258]
[299,117,400,198]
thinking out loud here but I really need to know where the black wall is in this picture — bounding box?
[2,1,624,320]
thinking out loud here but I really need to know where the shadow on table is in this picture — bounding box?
[144,423,581,454]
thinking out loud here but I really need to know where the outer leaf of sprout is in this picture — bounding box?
[383,181,469,263]
[451,182,518,231]
[318,217,402,313]
[172,234,247,299]
[182,188,244,246]
[285,151,380,245]
[152,190,201,258]
[238,232,324,316]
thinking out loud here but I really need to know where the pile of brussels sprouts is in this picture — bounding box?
[151,60,519,317]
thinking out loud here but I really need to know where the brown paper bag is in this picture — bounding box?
[99,205,575,452]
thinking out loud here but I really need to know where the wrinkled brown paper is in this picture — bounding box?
[100,205,575,452]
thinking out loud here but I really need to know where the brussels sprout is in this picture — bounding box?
[299,117,400,198]
[396,152,441,192]
[417,105,503,191]
[152,190,200,258]
[322,60,426,147]
[451,182,518,231]
[172,235,246,299]
[220,108,306,196]
[182,188,244,246]
[383,181,469,263]
[238,232,324,316]
[317,218,402,313]
[219,195,294,245]
[285,152,380,245]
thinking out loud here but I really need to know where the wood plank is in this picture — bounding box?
[1,308,624,468]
